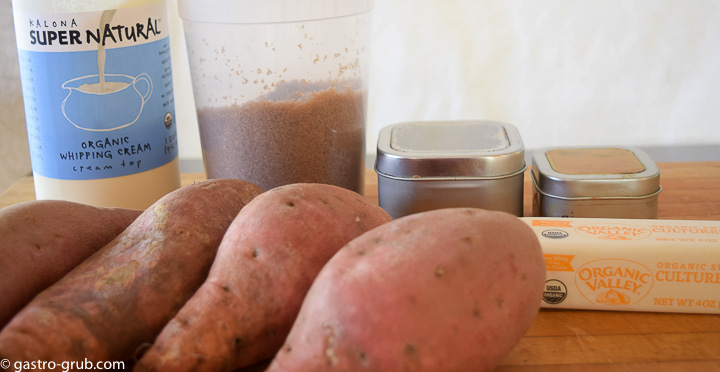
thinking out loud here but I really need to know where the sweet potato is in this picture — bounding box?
[0,179,262,364]
[266,208,546,372]
[134,183,391,372]
[0,200,141,327]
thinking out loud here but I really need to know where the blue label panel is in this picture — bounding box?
[19,37,177,180]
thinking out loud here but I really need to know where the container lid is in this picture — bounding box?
[531,146,661,198]
[375,120,526,179]
[178,0,373,24]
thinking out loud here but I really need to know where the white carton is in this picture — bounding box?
[522,217,720,314]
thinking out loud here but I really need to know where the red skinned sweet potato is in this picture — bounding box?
[0,200,141,327]
[0,179,262,364]
[134,183,391,372]
[266,208,546,372]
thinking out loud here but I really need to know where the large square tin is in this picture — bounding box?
[375,120,526,219]
[531,146,661,218]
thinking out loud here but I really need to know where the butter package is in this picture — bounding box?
[522,217,720,314]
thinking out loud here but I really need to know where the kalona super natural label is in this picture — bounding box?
[13,1,178,181]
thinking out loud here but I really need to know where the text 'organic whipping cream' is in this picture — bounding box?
[522,217,720,314]
[12,0,180,209]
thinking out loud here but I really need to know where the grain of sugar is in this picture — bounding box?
[197,83,365,192]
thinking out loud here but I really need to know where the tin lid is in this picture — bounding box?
[375,120,526,179]
[531,146,661,198]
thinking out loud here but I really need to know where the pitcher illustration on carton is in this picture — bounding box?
[12,0,180,209]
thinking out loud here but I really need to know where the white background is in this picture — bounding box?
[2,0,719,191]
[170,0,720,161]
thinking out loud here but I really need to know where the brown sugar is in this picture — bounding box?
[197,82,365,193]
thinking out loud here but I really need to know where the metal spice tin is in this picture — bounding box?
[375,120,526,219]
[531,146,661,218]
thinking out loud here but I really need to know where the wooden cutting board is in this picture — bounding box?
[1,161,719,370]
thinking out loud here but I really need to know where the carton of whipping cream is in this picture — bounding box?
[522,217,720,314]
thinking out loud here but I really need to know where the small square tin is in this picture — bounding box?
[531,146,662,218]
[375,120,526,219]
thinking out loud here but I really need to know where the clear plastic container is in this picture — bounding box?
[178,0,373,193]
[11,0,181,209]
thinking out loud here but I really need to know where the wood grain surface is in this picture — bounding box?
[1,161,719,370]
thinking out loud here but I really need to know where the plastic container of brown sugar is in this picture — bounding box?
[531,146,661,218]
[375,120,526,220]
[178,0,373,192]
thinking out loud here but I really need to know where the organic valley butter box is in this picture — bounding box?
[522,217,720,314]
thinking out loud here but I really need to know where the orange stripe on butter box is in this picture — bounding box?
[522,217,720,314]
